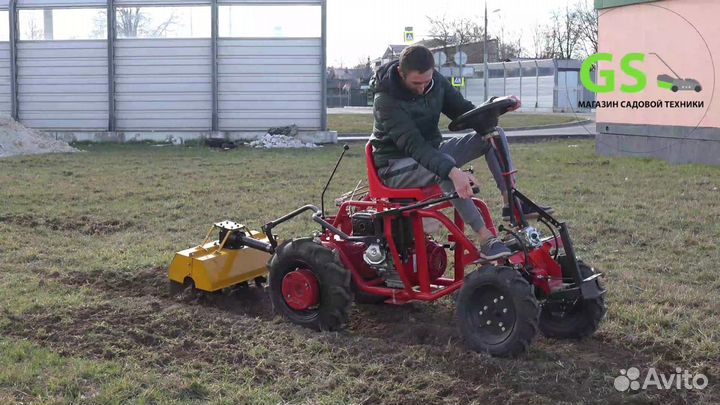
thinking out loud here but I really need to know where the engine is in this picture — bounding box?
[348,211,448,288]
[350,211,382,236]
[360,240,447,289]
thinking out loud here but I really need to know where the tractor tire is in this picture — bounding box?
[456,265,540,358]
[269,238,352,331]
[539,259,606,339]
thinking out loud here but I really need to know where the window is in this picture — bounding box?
[18,8,106,40]
[115,6,210,39]
[219,5,321,38]
[0,11,8,41]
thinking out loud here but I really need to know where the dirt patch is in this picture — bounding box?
[3,294,708,405]
[56,266,275,320]
[8,267,714,404]
[1,214,133,235]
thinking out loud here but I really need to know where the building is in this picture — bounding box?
[372,39,499,69]
[368,39,594,112]
[326,65,373,107]
[594,0,719,165]
[0,0,329,143]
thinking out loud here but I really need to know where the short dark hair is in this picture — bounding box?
[399,45,435,74]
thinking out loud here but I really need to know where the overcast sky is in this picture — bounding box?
[327,0,590,67]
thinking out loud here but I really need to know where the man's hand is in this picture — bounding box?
[448,167,479,199]
[506,95,521,112]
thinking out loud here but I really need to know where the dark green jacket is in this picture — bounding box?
[369,60,474,180]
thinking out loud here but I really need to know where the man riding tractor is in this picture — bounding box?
[369,45,553,260]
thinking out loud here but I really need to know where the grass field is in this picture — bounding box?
[327,113,581,134]
[0,141,718,404]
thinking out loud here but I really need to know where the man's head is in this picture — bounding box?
[397,45,435,95]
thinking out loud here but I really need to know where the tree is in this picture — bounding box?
[24,18,43,40]
[452,17,482,47]
[426,14,456,55]
[427,15,523,63]
[93,8,179,38]
[576,0,598,56]
[535,1,596,60]
[117,8,179,38]
[494,16,524,61]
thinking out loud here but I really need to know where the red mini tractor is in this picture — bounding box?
[170,98,607,357]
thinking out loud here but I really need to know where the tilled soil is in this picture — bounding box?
[2,266,711,405]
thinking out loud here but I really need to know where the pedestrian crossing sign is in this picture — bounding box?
[404,27,414,42]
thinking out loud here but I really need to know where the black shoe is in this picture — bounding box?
[479,237,512,260]
[502,203,554,221]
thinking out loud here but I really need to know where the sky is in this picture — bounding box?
[326,0,590,67]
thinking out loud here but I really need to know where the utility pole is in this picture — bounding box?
[483,2,488,100]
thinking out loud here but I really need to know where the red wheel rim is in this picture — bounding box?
[281,268,320,310]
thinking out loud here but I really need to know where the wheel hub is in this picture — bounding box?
[281,268,320,311]
[475,289,515,341]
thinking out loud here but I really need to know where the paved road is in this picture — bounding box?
[328,107,595,120]
[338,121,597,142]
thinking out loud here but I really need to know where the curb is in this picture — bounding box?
[337,120,596,143]
[493,119,594,132]
[336,119,594,138]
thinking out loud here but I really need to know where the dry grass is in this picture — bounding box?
[0,141,718,404]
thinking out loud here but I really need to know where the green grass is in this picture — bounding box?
[328,113,582,134]
[0,141,718,404]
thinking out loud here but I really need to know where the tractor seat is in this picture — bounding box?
[365,142,440,201]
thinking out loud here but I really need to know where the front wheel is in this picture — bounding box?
[539,259,606,339]
[269,238,352,331]
[456,266,540,357]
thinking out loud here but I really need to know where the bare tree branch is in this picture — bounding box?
[426,14,456,55]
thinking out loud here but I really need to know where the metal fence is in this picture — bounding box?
[464,59,596,112]
[0,0,326,134]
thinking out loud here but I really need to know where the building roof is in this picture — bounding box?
[595,0,659,9]
[388,44,407,55]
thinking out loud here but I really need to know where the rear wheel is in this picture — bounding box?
[539,258,606,339]
[269,238,352,331]
[456,266,539,357]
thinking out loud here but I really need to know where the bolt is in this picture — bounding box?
[500,295,504,300]
[503,308,508,313]
[478,311,483,315]
[498,322,503,327]
[501,327,506,332]
[493,298,498,303]
[486,320,491,325]
[483,305,488,310]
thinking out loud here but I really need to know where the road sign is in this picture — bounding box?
[454,51,468,65]
[433,51,447,66]
[404,26,414,42]
[451,77,465,87]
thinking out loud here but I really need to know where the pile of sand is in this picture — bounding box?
[0,115,78,158]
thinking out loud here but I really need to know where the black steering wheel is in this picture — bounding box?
[448,97,518,132]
